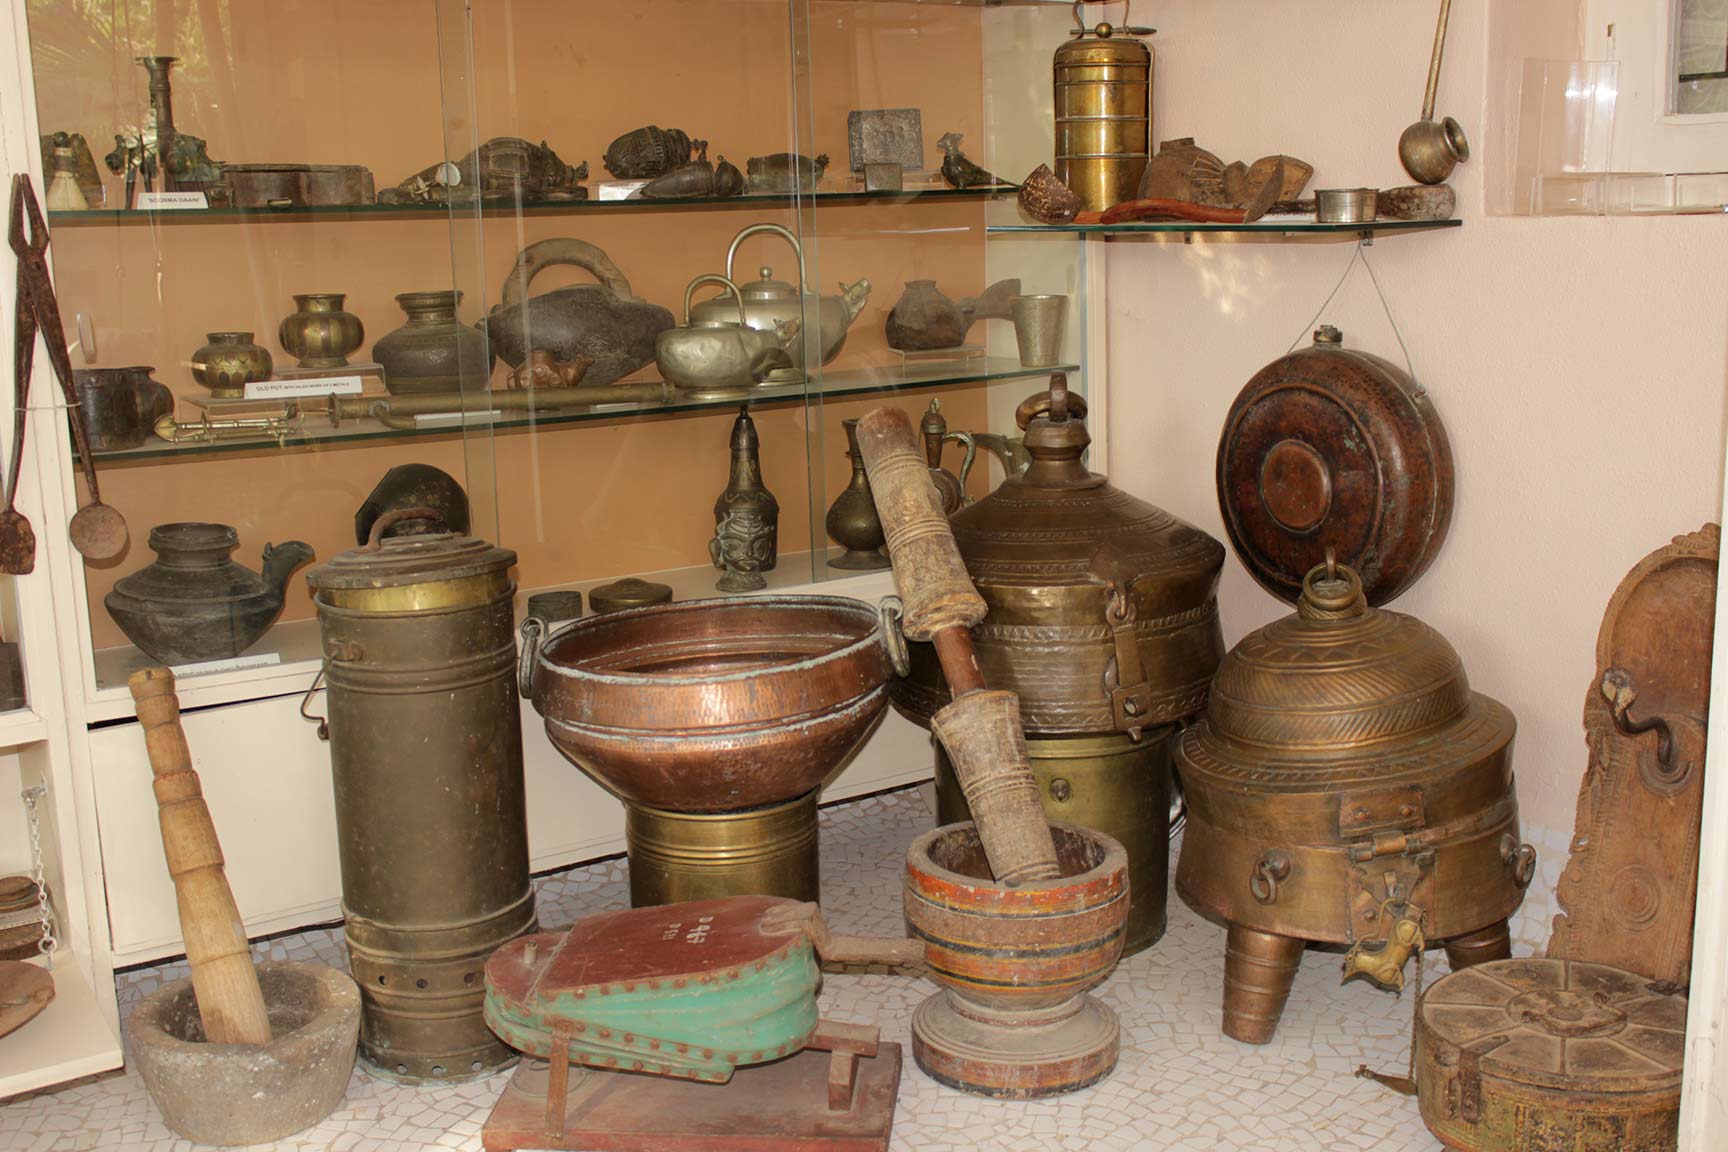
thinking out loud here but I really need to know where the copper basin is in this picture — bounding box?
[529,595,893,812]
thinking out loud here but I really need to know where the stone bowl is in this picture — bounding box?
[129,960,359,1146]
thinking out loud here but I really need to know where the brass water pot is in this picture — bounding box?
[1175,560,1533,1044]
[306,512,536,1083]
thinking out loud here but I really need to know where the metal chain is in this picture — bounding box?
[20,785,58,965]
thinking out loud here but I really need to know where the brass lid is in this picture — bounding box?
[307,509,514,608]
[589,577,673,614]
[1205,560,1471,753]
[949,378,1224,591]
[737,266,802,303]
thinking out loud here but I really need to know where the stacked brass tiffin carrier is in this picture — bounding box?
[305,509,537,1081]
[1175,556,1535,1042]
[893,376,1224,952]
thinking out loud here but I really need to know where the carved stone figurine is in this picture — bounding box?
[604,126,699,180]
[937,132,1001,190]
[381,137,588,204]
[710,406,779,593]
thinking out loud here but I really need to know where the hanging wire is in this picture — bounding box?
[1286,239,1424,396]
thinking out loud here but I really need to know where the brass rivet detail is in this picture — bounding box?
[650,1039,661,1051]
[599,1028,611,1039]
[624,1033,635,1044]
[1399,805,1415,818]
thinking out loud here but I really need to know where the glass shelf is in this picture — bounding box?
[988,218,1463,239]
[92,356,1074,463]
[49,183,1017,227]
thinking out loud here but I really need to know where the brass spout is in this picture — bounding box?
[1341,912,1426,991]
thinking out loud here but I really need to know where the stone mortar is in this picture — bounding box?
[129,960,360,1146]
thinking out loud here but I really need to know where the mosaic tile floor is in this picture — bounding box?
[2,786,1566,1152]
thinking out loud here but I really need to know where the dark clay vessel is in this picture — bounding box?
[372,290,494,394]
[483,238,674,383]
[105,523,314,664]
[73,366,173,451]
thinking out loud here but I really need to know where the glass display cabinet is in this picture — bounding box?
[26,0,1093,720]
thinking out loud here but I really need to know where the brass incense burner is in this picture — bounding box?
[1175,559,1534,1043]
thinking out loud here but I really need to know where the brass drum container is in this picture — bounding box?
[1054,8,1155,213]
[306,515,536,1083]
[1175,561,1533,1044]
[932,731,1170,955]
[895,381,1223,949]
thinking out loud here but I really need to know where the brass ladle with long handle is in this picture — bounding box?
[1399,0,1469,185]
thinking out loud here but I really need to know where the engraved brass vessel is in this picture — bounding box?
[1175,560,1533,1043]
[306,513,536,1083]
[1054,2,1155,213]
[894,377,1224,951]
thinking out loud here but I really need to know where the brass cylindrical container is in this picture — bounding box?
[627,791,819,907]
[933,731,1170,955]
[1175,561,1532,1044]
[306,516,536,1084]
[1054,7,1155,213]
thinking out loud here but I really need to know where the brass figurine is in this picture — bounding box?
[603,126,700,180]
[505,347,591,390]
[381,137,587,204]
[710,406,778,592]
[936,133,1001,190]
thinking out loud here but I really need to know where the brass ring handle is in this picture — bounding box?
[1070,1,1153,37]
[724,222,808,298]
[299,668,329,741]
[1250,849,1292,905]
[876,596,911,678]
[518,616,545,701]
[364,505,444,549]
[683,273,746,327]
[1014,373,1090,430]
[948,431,979,496]
[499,237,640,311]
[1500,834,1537,888]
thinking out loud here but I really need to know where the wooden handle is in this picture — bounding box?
[130,668,271,1046]
[931,691,1061,884]
[855,406,986,641]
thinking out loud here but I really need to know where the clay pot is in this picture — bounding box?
[190,332,273,398]
[885,278,1020,352]
[372,290,494,394]
[105,522,314,664]
[73,366,173,450]
[279,293,364,369]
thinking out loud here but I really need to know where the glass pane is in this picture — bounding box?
[24,1,492,692]
[1678,0,1728,114]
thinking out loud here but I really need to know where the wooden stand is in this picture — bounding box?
[481,1040,902,1152]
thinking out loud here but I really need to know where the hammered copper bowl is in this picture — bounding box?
[529,595,894,812]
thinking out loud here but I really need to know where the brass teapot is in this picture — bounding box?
[656,274,801,393]
[687,223,869,383]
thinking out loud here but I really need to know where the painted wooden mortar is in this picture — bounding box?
[903,821,1129,1098]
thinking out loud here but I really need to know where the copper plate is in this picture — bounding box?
[1217,326,1453,605]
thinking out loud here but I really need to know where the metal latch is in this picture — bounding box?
[1105,582,1152,740]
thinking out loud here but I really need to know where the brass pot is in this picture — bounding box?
[191,332,272,398]
[1175,560,1532,1044]
[279,293,364,369]
[892,378,1225,739]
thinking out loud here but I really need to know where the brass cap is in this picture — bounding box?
[307,524,515,612]
[1204,561,1472,752]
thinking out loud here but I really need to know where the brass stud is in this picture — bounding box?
[599,1028,612,1039]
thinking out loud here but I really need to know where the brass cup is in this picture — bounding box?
[625,791,820,907]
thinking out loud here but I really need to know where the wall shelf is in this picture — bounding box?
[0,956,122,1099]
[49,183,1017,228]
[91,357,1073,464]
[989,218,1463,240]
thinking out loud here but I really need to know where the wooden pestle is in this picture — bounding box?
[855,406,1061,885]
[130,668,271,1045]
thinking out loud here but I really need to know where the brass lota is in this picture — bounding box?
[895,378,1223,951]
[306,513,537,1083]
[1176,560,1534,1043]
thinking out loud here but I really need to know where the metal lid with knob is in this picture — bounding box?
[306,507,516,611]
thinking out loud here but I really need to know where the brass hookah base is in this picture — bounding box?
[933,731,1170,955]
[625,791,820,907]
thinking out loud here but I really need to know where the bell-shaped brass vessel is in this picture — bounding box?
[1175,559,1533,1044]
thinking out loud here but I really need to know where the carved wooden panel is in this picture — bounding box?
[1548,524,1719,986]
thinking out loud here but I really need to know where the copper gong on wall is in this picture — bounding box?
[1216,325,1453,605]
